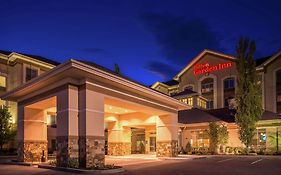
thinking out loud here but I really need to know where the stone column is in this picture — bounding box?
[78,84,105,168]
[56,85,79,167]
[156,114,178,157]
[17,105,48,162]
[107,117,131,156]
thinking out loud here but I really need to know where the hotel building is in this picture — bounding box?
[151,49,281,153]
[0,49,280,167]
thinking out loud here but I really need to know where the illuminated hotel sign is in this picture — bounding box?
[193,62,232,75]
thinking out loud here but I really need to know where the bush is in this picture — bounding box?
[89,163,121,170]
[185,142,192,154]
[67,158,79,168]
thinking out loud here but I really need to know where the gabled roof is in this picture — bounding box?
[0,49,60,66]
[174,49,236,80]
[256,50,281,68]
[162,79,179,86]
[171,89,197,98]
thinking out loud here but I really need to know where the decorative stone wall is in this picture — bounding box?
[156,140,178,157]
[107,142,131,156]
[56,136,79,167]
[79,136,105,168]
[17,140,48,162]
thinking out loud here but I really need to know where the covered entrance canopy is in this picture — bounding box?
[1,60,189,168]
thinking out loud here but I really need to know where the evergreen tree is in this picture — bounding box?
[0,105,16,152]
[235,38,263,154]
[114,63,121,74]
[208,122,229,154]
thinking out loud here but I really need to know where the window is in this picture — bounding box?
[0,76,6,90]
[206,100,213,109]
[224,78,235,90]
[197,97,207,109]
[185,86,193,91]
[25,67,38,82]
[191,130,209,148]
[201,78,214,93]
[47,114,57,128]
[201,83,213,93]
[180,97,193,106]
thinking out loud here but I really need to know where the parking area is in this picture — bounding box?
[0,155,281,175]
[119,155,281,175]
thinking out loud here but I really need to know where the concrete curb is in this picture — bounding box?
[0,160,36,166]
[192,156,207,160]
[38,164,126,174]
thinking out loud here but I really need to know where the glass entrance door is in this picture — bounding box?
[149,136,156,152]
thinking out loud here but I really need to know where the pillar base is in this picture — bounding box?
[57,136,79,167]
[79,136,105,168]
[156,140,178,157]
[18,140,48,162]
[108,142,131,156]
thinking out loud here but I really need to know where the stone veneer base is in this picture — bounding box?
[156,140,178,157]
[17,140,48,162]
[107,142,131,156]
[56,136,79,167]
[79,136,105,168]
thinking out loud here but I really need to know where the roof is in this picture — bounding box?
[179,108,281,124]
[162,79,179,86]
[255,55,272,67]
[179,108,221,124]
[0,50,60,66]
[171,89,197,98]
[78,60,151,89]
[0,59,190,112]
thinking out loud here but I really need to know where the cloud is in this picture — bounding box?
[146,61,179,80]
[140,12,220,65]
[79,48,107,54]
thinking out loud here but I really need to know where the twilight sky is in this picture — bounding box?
[0,0,280,85]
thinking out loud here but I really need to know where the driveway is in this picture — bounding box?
[0,155,280,175]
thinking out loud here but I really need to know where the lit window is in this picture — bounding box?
[0,76,6,89]
[188,97,193,106]
[25,67,38,82]
[47,114,57,127]
[197,98,207,109]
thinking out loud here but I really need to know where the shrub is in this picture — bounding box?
[185,142,192,154]
[67,158,79,168]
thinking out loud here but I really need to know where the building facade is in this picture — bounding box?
[1,54,188,167]
[152,49,281,154]
[0,50,59,150]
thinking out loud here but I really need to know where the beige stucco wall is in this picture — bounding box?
[178,53,237,108]
[263,55,281,112]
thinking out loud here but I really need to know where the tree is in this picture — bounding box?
[114,63,121,74]
[0,105,16,152]
[208,122,229,154]
[235,38,263,154]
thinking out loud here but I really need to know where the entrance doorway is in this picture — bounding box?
[149,136,156,152]
[131,128,145,154]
